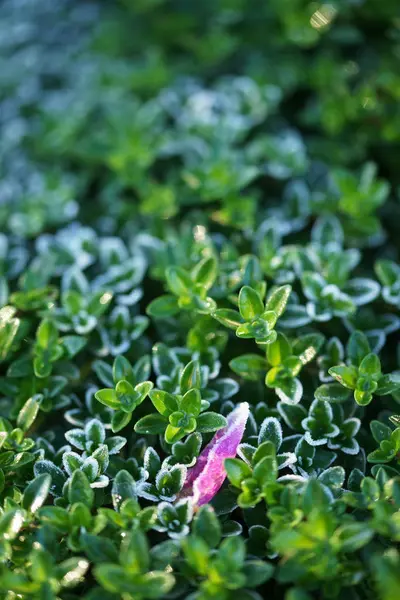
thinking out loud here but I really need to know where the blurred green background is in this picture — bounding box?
[1,0,400,239]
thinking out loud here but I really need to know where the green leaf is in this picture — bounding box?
[92,445,109,472]
[149,389,178,416]
[295,437,315,468]
[318,466,345,488]
[68,470,94,508]
[0,509,25,541]
[133,356,151,383]
[55,556,89,588]
[134,414,168,435]
[367,446,395,464]
[116,379,140,412]
[238,286,264,320]
[267,334,292,367]
[180,360,201,394]
[346,330,370,366]
[213,308,244,330]
[7,355,32,378]
[275,377,303,405]
[229,354,266,381]
[63,290,84,315]
[95,388,120,410]
[165,423,186,444]
[372,549,400,600]
[81,532,119,563]
[111,470,137,510]
[218,536,246,570]
[120,528,150,573]
[191,256,218,290]
[253,443,277,484]
[377,373,400,395]
[375,259,400,287]
[344,278,380,306]
[61,335,87,358]
[329,365,358,389]
[111,410,132,433]
[390,415,400,427]
[0,306,20,362]
[196,412,227,433]
[146,295,180,318]
[17,396,40,431]
[171,431,202,464]
[361,477,380,503]
[38,506,70,532]
[180,388,202,417]
[135,381,153,403]
[93,565,133,594]
[265,285,291,316]
[165,267,193,296]
[0,276,8,307]
[359,353,381,378]
[36,319,58,348]
[86,419,105,445]
[113,356,134,384]
[243,560,274,587]
[285,589,313,600]
[94,565,175,597]
[182,535,209,575]
[193,505,222,548]
[258,417,282,449]
[313,215,343,247]
[22,474,51,513]
[354,388,374,406]
[277,402,308,430]
[93,360,114,387]
[314,383,351,403]
[88,290,113,317]
[225,458,252,488]
[370,420,392,443]
[34,460,66,496]
[293,333,324,365]
[334,523,374,552]
[303,479,329,514]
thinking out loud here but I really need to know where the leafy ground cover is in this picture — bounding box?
[1,0,400,598]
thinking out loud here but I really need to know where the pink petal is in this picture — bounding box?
[178,402,249,506]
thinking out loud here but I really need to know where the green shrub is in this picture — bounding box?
[1,0,400,598]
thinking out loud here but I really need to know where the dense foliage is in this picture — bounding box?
[1,0,400,598]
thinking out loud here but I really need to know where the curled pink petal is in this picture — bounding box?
[178,402,249,506]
